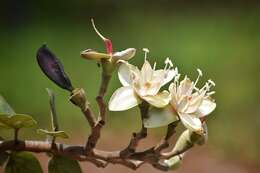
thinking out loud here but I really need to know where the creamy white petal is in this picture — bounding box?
[185,91,205,114]
[113,48,136,61]
[178,77,193,97]
[169,83,178,109]
[144,105,179,128]
[141,60,153,83]
[197,98,216,117]
[142,90,171,108]
[177,96,189,113]
[179,113,202,132]
[118,63,133,86]
[109,86,140,111]
[155,69,176,86]
[144,80,162,96]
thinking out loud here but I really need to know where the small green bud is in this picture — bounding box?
[172,130,193,153]
[164,155,183,170]
[70,88,87,109]
[190,122,208,145]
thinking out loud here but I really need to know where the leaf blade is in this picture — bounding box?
[0,96,15,115]
[5,152,43,173]
[48,155,82,173]
[37,129,69,139]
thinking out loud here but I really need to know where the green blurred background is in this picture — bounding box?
[0,0,260,172]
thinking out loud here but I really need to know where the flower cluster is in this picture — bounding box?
[109,48,216,134]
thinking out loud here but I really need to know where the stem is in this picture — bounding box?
[46,88,59,143]
[96,73,111,122]
[154,121,179,153]
[14,128,19,144]
[120,102,149,157]
[85,69,112,153]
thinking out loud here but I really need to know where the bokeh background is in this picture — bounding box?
[0,0,260,172]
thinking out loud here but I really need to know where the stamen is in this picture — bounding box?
[199,82,209,93]
[153,62,157,70]
[194,68,203,87]
[142,48,149,61]
[208,79,216,87]
[197,68,203,76]
[207,91,216,96]
[174,73,181,86]
[164,57,173,71]
[174,67,179,75]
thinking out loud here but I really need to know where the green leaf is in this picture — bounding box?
[0,122,11,129]
[0,152,9,167]
[37,129,69,139]
[0,96,15,115]
[48,155,82,173]
[5,152,43,173]
[164,155,182,170]
[0,114,37,129]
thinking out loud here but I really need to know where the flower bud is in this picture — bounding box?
[164,154,183,170]
[81,49,111,61]
[190,122,208,145]
[69,88,86,109]
[36,44,73,91]
[172,130,193,153]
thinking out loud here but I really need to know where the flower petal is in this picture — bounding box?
[141,60,153,83]
[118,63,133,86]
[142,90,171,108]
[169,83,178,109]
[177,96,189,113]
[197,98,216,117]
[178,77,193,97]
[179,113,202,132]
[144,105,179,128]
[113,48,136,61]
[154,69,176,86]
[185,91,205,114]
[109,86,140,111]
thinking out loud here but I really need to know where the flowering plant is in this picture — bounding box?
[0,20,216,172]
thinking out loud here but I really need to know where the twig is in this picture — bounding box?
[85,72,112,153]
[14,128,19,144]
[154,121,179,153]
[120,102,149,158]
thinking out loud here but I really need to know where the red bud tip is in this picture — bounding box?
[91,18,113,54]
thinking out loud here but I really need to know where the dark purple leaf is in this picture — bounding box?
[36,44,73,91]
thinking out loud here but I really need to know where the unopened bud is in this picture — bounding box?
[164,154,183,170]
[81,49,110,61]
[190,122,208,145]
[70,88,87,109]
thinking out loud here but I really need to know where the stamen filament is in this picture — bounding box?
[143,48,149,61]
[153,62,157,70]
[194,68,203,87]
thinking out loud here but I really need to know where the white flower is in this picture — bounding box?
[109,49,177,111]
[145,69,216,132]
